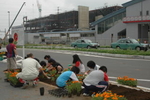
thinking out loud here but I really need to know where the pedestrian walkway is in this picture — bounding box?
[0,62,91,100]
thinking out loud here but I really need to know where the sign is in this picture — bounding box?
[14,33,18,41]
[123,15,150,23]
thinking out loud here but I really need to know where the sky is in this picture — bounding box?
[0,0,131,35]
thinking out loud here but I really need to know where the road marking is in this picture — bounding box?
[47,50,150,61]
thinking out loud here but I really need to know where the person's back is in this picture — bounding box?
[56,71,73,87]
[83,70,104,85]
[22,58,39,75]
[56,66,79,88]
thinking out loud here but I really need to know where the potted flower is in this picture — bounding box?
[75,81,82,96]
[117,76,137,87]
[4,70,23,87]
[66,84,72,97]
[92,91,127,100]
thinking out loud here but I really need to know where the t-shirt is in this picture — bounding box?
[6,43,16,58]
[56,71,78,87]
[104,72,109,81]
[75,61,85,73]
[83,70,104,86]
[88,64,100,72]
[21,58,42,76]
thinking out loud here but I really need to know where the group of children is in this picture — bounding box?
[39,54,109,96]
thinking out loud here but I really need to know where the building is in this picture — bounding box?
[12,5,121,45]
[91,0,150,46]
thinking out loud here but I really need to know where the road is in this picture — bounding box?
[17,48,150,88]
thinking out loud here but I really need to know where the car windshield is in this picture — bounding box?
[130,39,139,43]
[85,39,92,43]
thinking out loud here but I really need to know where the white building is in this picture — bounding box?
[91,0,150,45]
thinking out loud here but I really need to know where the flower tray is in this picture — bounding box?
[48,88,68,97]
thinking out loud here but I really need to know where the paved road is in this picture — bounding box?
[16,48,150,89]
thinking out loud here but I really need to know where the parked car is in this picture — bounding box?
[111,38,149,51]
[71,39,100,49]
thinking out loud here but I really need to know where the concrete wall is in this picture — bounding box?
[125,0,150,42]
[126,0,150,17]
[126,23,138,39]
[26,33,41,44]
[78,6,89,30]
[96,21,126,46]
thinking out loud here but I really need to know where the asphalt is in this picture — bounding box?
[1,48,150,100]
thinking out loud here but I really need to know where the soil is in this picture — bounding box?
[39,78,150,100]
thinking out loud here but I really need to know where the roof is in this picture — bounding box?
[122,0,144,7]
[91,8,126,26]
[26,30,96,34]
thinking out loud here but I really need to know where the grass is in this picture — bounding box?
[16,44,150,56]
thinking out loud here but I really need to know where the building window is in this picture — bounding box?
[146,11,149,15]
[140,11,142,16]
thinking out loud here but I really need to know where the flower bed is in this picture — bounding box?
[39,73,150,100]
[4,69,150,100]
[117,76,137,87]
[92,91,127,100]
[4,69,23,87]
[66,81,82,97]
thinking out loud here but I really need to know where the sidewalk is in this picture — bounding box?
[0,62,91,100]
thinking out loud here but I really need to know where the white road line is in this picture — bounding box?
[46,50,150,61]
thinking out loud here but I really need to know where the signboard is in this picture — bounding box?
[123,15,150,23]
[14,33,18,41]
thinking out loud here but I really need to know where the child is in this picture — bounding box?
[85,60,100,74]
[72,54,85,74]
[56,66,80,88]
[82,65,109,96]
[99,66,109,82]
[40,61,47,68]
[39,61,51,79]
[47,59,63,74]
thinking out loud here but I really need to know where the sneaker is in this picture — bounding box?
[21,83,29,89]
[32,81,37,87]
[83,93,89,96]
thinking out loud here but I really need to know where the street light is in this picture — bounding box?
[8,11,10,38]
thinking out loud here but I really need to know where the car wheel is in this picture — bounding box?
[144,48,148,51]
[74,45,77,48]
[136,47,141,51]
[116,46,120,49]
[87,46,90,49]
[95,46,98,49]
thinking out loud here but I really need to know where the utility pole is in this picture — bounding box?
[8,11,10,38]
[57,7,60,28]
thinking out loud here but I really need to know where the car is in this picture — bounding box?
[111,38,149,51]
[71,39,100,49]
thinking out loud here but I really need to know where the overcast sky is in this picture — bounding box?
[0,0,131,34]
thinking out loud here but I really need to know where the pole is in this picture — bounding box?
[22,16,27,59]
[3,2,26,40]
[8,11,10,38]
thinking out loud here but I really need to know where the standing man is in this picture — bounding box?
[6,38,17,71]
